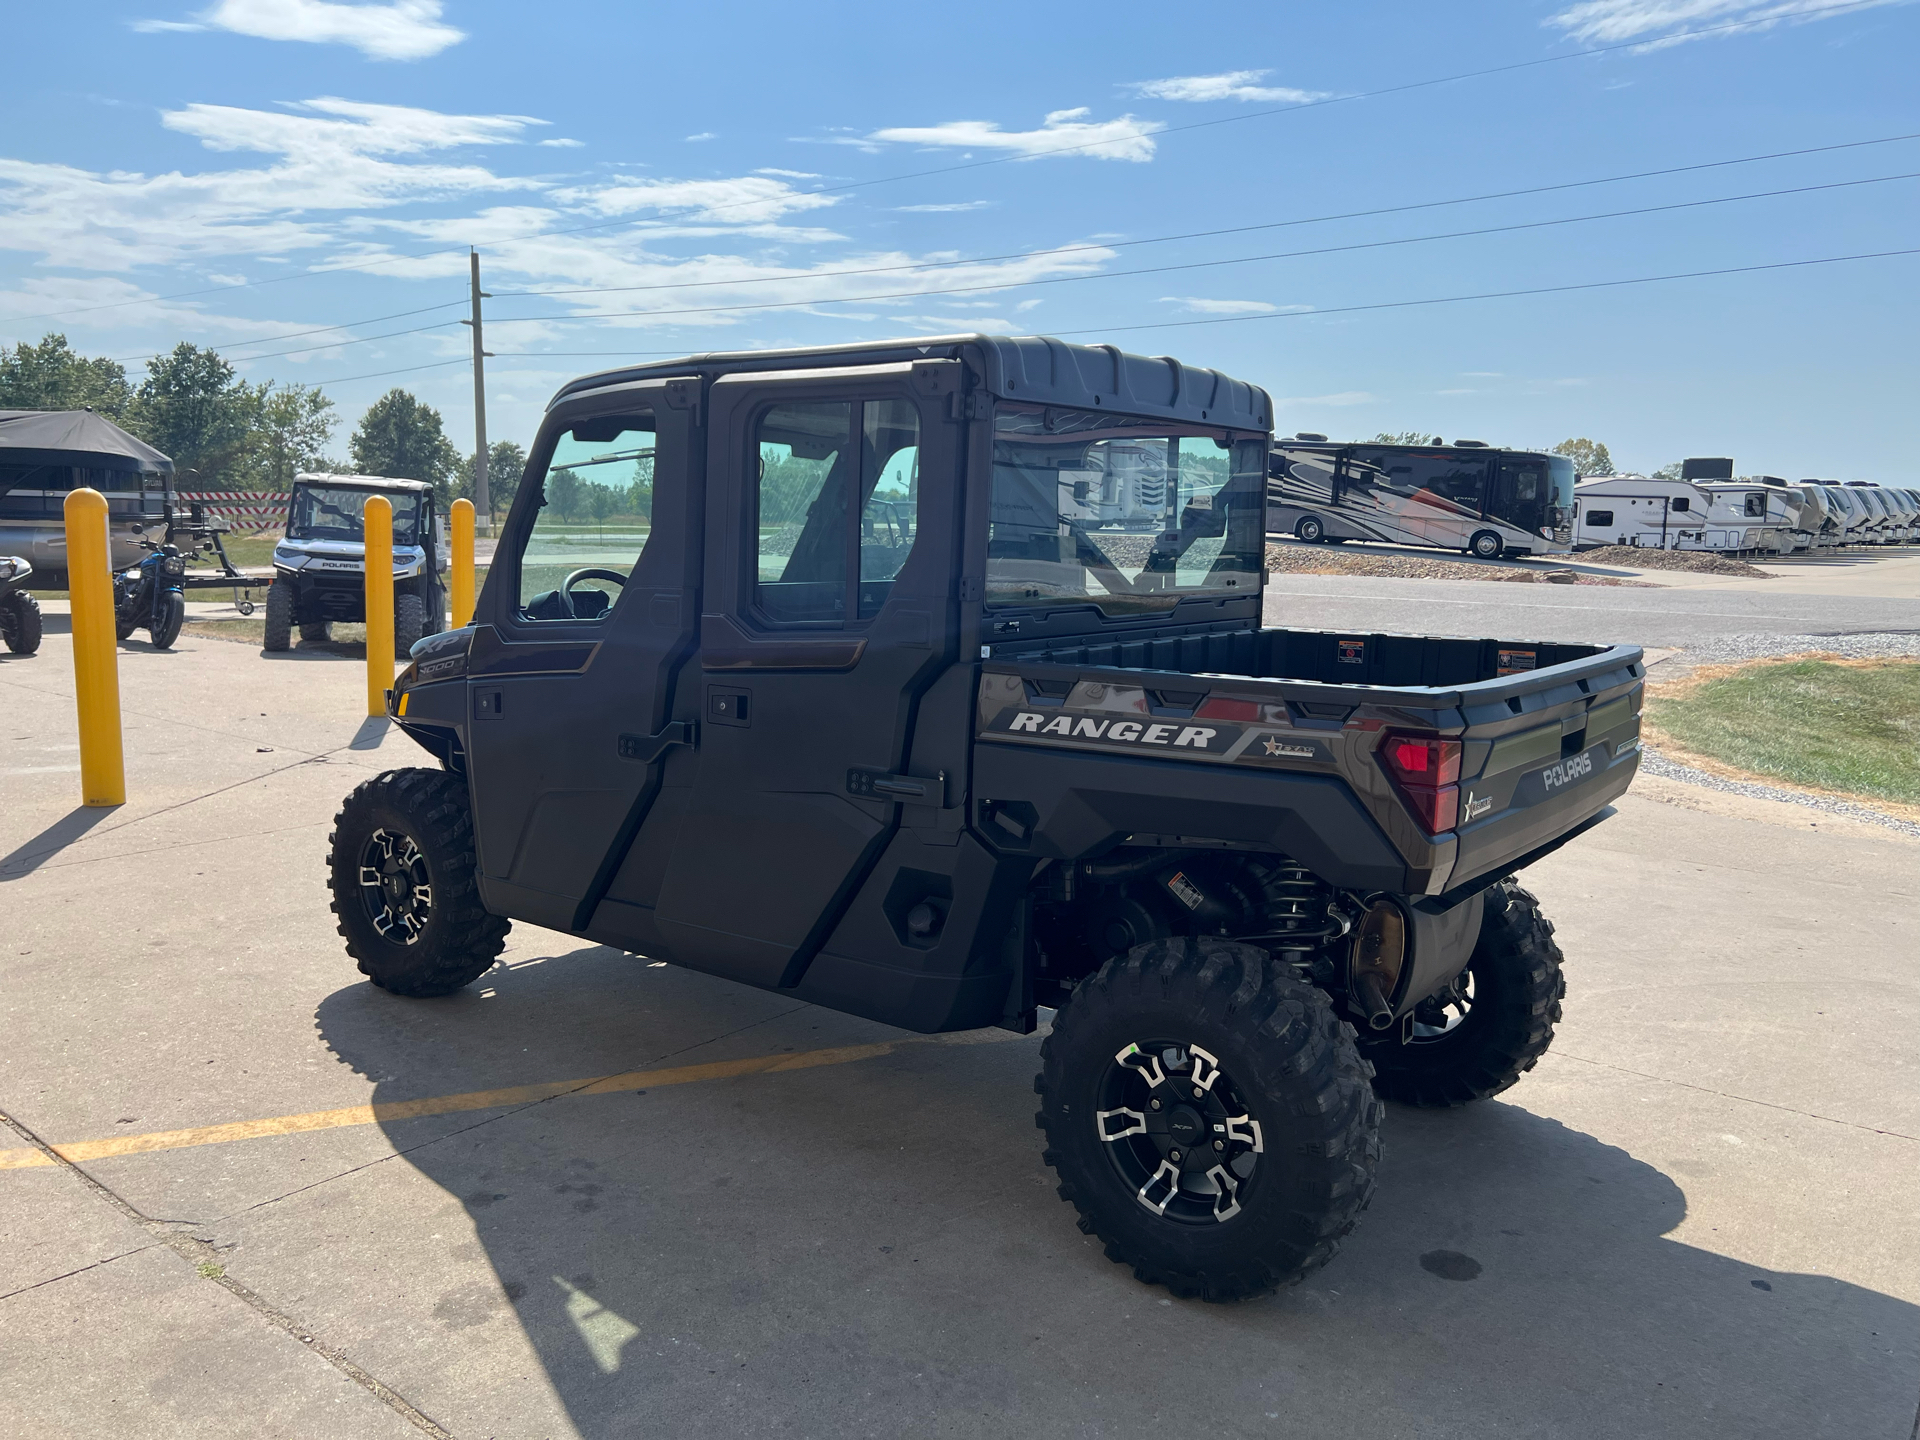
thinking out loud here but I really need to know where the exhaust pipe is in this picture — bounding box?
[1353,970,1396,1029]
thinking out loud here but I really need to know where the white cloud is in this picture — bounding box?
[135,0,464,61]
[537,138,584,149]
[861,108,1163,162]
[684,132,716,142]
[1128,70,1330,104]
[753,168,820,179]
[1276,391,1378,408]
[1544,0,1905,47]
[896,200,993,213]
[555,175,841,226]
[1160,296,1284,315]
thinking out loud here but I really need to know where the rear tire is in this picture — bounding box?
[299,620,331,643]
[328,768,510,997]
[1295,515,1325,543]
[150,591,185,649]
[394,593,425,657]
[1,591,41,654]
[263,581,293,651]
[1038,937,1381,1301]
[1468,530,1504,560]
[1358,880,1564,1107]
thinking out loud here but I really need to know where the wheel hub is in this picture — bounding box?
[1095,1041,1265,1225]
[359,828,432,945]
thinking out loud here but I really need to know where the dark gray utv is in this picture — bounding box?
[327,335,1643,1301]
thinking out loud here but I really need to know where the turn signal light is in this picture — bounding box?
[1379,732,1462,834]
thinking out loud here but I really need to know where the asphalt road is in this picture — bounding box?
[2,622,1915,1439]
[1261,573,1920,647]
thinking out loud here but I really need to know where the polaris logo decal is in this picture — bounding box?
[1258,736,1318,759]
[1541,750,1595,790]
[990,709,1240,755]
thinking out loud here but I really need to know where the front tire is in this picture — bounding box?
[1038,938,1382,1301]
[327,768,510,997]
[394,593,426,657]
[1358,880,1565,1107]
[1295,515,1326,543]
[1468,530,1504,560]
[299,619,331,643]
[150,591,185,649]
[1,591,41,654]
[263,582,293,651]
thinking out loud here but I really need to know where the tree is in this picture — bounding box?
[249,383,335,490]
[1369,430,1446,446]
[626,454,654,520]
[546,466,582,522]
[350,389,459,500]
[130,343,256,483]
[0,334,133,418]
[585,482,614,536]
[453,439,526,519]
[1552,437,1614,477]
[1653,462,1684,481]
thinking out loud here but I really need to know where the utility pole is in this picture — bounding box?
[463,248,494,533]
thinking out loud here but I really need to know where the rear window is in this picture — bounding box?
[987,404,1265,614]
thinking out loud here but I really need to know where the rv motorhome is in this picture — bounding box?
[1268,436,1573,559]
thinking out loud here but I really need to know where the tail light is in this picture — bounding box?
[1378,731,1462,834]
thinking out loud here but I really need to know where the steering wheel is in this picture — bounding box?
[560,567,628,618]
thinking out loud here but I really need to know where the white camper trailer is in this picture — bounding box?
[1698,482,1793,554]
[1572,476,1711,550]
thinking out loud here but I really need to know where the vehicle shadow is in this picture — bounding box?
[314,952,1916,1439]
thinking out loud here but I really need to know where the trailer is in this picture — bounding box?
[1571,476,1710,551]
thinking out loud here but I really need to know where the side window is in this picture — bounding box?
[1745,493,1764,517]
[754,397,921,625]
[517,411,656,622]
[1586,509,1614,527]
[1405,455,1488,512]
[1671,497,1690,513]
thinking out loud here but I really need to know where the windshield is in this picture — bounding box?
[1547,456,1576,516]
[289,485,422,545]
[987,404,1265,614]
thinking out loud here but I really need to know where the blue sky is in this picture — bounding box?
[2,0,1915,479]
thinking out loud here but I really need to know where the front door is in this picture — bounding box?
[651,361,962,990]
[464,378,702,934]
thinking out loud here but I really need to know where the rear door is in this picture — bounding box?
[464,378,703,933]
[651,361,963,990]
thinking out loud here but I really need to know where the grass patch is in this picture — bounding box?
[1646,657,1920,805]
[182,618,369,656]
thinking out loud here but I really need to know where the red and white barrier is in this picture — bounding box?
[174,492,290,534]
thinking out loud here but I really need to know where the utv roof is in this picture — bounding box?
[292,472,433,493]
[547,333,1272,433]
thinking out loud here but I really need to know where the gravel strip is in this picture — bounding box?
[1639,633,1920,835]
[1637,745,1920,838]
[1262,543,1643,585]
[1576,545,1774,578]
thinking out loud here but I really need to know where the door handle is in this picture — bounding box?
[847,767,952,807]
[617,721,697,764]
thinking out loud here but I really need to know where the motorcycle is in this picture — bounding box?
[114,537,188,649]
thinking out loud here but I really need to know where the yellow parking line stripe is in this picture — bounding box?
[0,1039,906,1172]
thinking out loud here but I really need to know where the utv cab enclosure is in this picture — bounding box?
[266,473,445,655]
[332,335,1643,1301]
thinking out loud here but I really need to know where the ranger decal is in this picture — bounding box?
[988,709,1242,755]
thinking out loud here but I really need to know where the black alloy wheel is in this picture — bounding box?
[150,591,185,649]
[359,828,433,944]
[1038,937,1381,1301]
[1094,1040,1265,1225]
[328,768,510,997]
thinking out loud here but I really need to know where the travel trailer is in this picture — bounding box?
[1571,476,1712,551]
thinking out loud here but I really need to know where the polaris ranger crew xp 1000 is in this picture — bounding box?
[266,473,446,655]
[329,336,1643,1301]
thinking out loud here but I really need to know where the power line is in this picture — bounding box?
[1052,247,1920,338]
[110,297,467,365]
[3,0,1891,326]
[488,131,1920,302]
[295,357,470,387]
[478,171,1920,326]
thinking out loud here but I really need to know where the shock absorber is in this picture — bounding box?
[1252,860,1349,953]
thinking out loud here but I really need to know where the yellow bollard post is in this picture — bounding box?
[450,497,476,629]
[64,488,125,806]
[364,494,393,718]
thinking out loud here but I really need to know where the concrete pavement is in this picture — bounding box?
[2,620,1915,1438]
